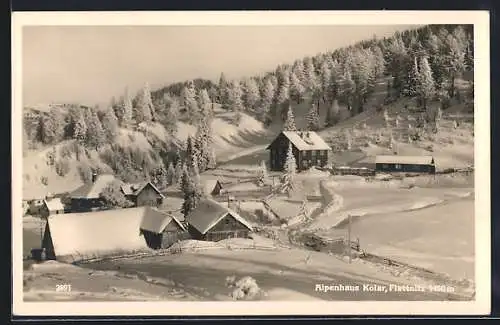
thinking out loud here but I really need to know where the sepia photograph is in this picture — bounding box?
[12,11,490,316]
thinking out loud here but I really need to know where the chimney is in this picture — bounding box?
[91,172,98,183]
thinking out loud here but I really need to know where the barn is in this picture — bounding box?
[121,181,165,207]
[266,131,331,171]
[186,199,253,242]
[139,207,188,249]
[69,173,118,212]
[375,155,436,174]
[41,207,152,261]
[40,197,65,218]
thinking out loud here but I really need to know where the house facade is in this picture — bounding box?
[186,199,253,242]
[69,174,117,212]
[121,182,165,207]
[266,131,331,171]
[139,208,188,249]
[375,155,436,174]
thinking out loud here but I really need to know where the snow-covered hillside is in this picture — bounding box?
[22,111,271,199]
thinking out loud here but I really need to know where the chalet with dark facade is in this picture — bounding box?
[139,207,188,249]
[121,182,165,208]
[69,174,118,212]
[266,131,331,171]
[186,199,253,242]
[40,197,65,218]
[375,155,436,174]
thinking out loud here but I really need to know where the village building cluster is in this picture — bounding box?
[24,130,437,262]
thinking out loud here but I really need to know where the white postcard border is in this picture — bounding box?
[12,10,491,316]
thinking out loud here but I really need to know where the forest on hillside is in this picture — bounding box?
[22,24,474,197]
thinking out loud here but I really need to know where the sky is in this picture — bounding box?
[22,25,419,107]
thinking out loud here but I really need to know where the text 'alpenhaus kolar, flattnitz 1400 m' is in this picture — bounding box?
[315,283,456,294]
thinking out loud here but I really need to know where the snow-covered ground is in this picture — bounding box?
[337,198,474,281]
[67,247,472,301]
[308,176,475,282]
[23,260,197,301]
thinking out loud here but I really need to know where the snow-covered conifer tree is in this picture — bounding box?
[166,161,175,185]
[101,106,119,141]
[417,56,436,110]
[280,142,297,195]
[181,81,199,124]
[85,107,105,149]
[73,110,87,143]
[306,104,320,131]
[121,87,134,128]
[283,106,297,131]
[242,77,260,111]
[135,82,155,123]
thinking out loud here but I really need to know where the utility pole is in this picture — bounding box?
[347,214,352,264]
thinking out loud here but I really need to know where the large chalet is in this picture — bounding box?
[266,131,332,171]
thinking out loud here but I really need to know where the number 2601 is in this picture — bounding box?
[55,284,72,292]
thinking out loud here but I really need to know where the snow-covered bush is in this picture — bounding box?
[226,275,263,300]
[40,176,48,186]
[55,158,71,177]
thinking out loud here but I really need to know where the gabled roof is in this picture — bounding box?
[266,131,331,151]
[186,199,253,235]
[43,197,65,211]
[45,207,150,257]
[202,179,222,195]
[375,155,435,165]
[140,207,185,233]
[121,182,165,198]
[70,174,118,199]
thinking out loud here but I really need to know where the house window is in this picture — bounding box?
[395,164,402,170]
[382,164,389,169]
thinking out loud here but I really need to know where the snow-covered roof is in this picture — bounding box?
[266,198,302,220]
[45,207,150,257]
[140,207,185,234]
[43,197,64,212]
[375,155,435,165]
[121,182,165,198]
[70,174,118,199]
[186,199,253,235]
[267,131,331,151]
[202,179,222,195]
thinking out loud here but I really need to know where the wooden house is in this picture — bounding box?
[186,199,253,242]
[202,179,224,196]
[40,197,65,218]
[139,207,188,249]
[266,131,331,171]
[375,155,436,174]
[121,182,165,207]
[69,173,118,212]
[41,207,152,261]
